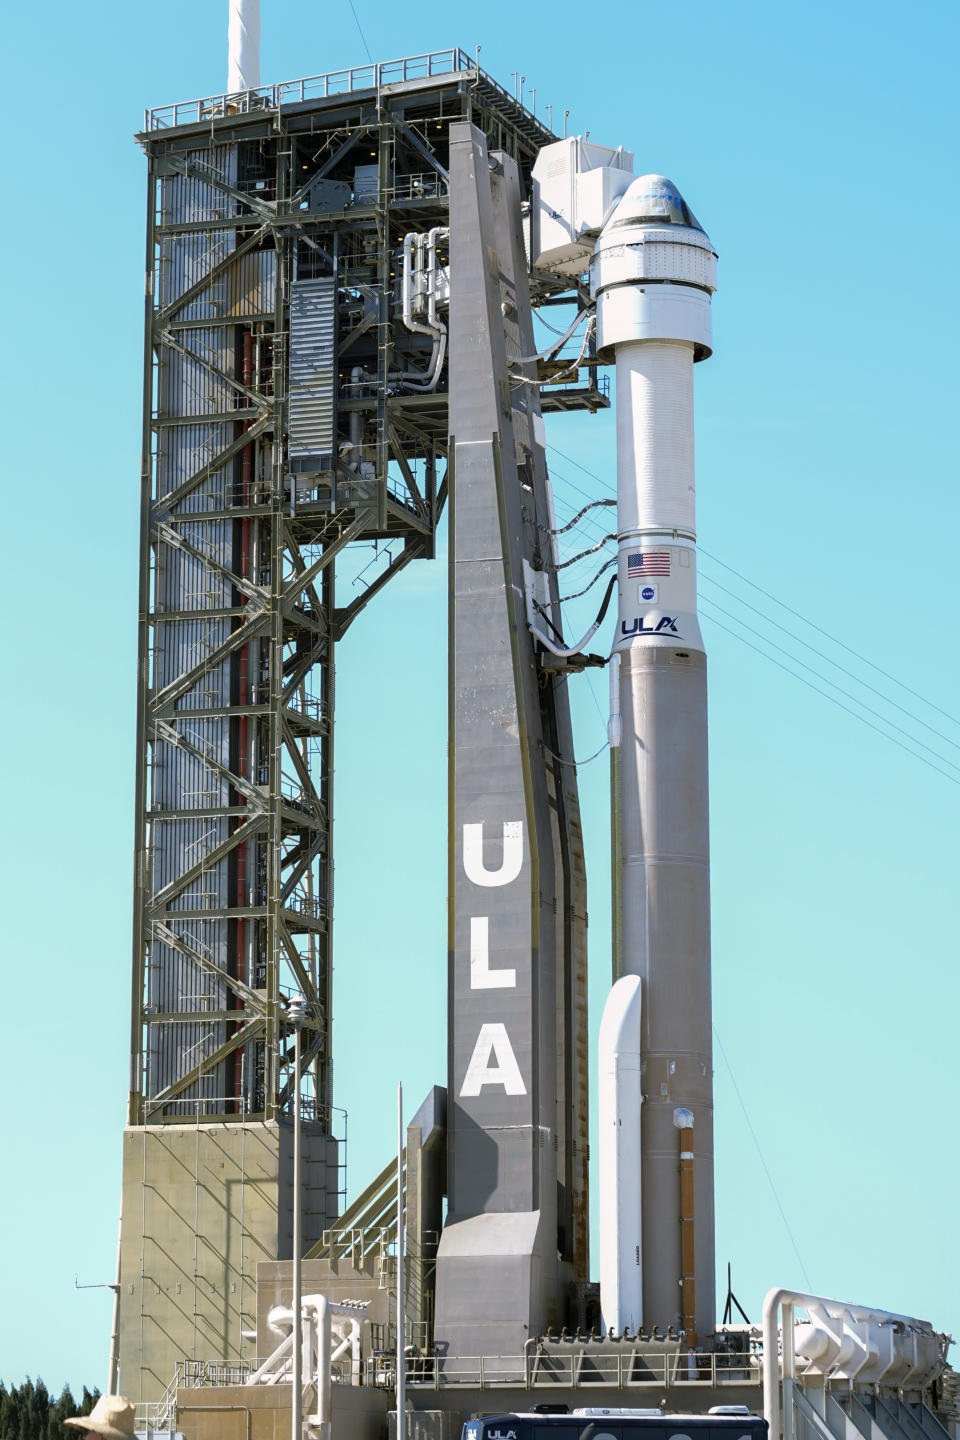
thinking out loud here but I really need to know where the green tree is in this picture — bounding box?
[0,1382,100,1440]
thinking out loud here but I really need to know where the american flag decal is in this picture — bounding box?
[627,551,670,577]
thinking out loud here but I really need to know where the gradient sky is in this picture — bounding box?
[1,0,958,1393]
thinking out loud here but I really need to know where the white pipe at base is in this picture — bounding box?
[762,1286,946,1440]
[292,1020,302,1440]
[228,0,260,92]
[598,973,644,1333]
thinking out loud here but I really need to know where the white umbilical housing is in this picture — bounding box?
[591,175,718,1336]
[228,0,260,93]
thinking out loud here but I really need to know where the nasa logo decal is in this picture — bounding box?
[641,585,656,601]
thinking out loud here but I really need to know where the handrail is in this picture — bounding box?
[143,47,554,137]
[146,49,473,131]
[360,1347,762,1390]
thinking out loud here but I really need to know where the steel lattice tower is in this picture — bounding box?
[118,49,600,1401]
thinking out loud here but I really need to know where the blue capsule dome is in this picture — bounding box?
[612,174,706,233]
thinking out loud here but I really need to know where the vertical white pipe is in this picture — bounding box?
[316,1297,331,1439]
[292,1020,302,1440]
[396,1083,405,1440]
[108,1214,122,1392]
[228,0,261,92]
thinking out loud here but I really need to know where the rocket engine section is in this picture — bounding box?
[591,176,718,1339]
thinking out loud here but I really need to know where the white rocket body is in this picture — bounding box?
[593,176,718,1337]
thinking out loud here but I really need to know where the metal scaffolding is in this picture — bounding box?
[120,48,604,1398]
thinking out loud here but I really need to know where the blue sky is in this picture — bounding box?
[1,0,958,1393]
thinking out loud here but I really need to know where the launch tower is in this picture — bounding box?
[120,48,599,1401]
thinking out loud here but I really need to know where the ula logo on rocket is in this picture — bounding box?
[622,615,680,636]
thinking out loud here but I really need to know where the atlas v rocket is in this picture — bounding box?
[593,175,718,1341]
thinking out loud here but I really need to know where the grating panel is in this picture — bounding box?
[288,277,337,470]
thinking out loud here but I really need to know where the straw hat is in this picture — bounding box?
[64,1396,136,1440]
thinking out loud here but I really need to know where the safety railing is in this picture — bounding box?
[283,888,326,920]
[179,1358,264,1387]
[364,1347,762,1389]
[145,48,478,131]
[285,689,325,724]
[279,773,319,811]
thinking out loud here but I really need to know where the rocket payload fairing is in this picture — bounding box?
[592,176,718,1339]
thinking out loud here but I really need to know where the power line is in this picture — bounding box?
[700,574,960,759]
[557,557,617,603]
[700,608,960,789]
[714,1026,813,1291]
[701,594,960,775]
[547,509,960,777]
[699,546,960,733]
[546,442,960,752]
[548,442,616,495]
[346,0,373,61]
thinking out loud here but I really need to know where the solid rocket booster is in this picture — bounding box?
[597,974,644,1331]
[592,176,718,1337]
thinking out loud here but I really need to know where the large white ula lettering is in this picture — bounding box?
[470,916,517,989]
[459,1023,527,1096]
[463,820,524,888]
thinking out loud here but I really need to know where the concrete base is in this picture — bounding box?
[433,1212,559,1366]
[117,1121,338,1401]
[175,1382,388,1440]
[173,1376,767,1440]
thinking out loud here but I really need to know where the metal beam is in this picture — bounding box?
[152,411,273,518]
[292,126,373,202]
[151,922,266,1015]
[388,425,429,519]
[152,720,266,810]
[151,611,271,711]
[144,1014,266,1113]
[148,813,267,912]
[166,155,279,224]
[158,329,271,411]
[155,520,267,609]
[333,539,421,638]
[156,222,270,323]
[393,118,450,184]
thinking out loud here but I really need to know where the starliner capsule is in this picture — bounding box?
[592,176,718,1340]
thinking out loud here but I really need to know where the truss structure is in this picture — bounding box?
[129,47,594,1137]
[119,51,610,1396]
